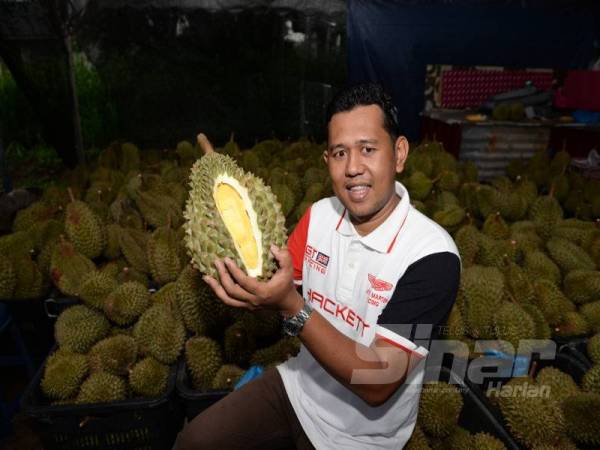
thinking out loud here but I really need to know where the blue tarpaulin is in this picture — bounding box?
[347,0,600,140]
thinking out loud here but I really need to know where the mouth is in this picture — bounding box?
[346,183,371,201]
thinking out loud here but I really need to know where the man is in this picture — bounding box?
[175,83,460,449]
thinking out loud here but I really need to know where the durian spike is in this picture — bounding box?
[197,133,215,155]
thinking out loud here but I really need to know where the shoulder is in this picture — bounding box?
[393,205,460,264]
[304,196,345,226]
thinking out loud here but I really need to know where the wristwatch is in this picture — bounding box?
[282,301,313,337]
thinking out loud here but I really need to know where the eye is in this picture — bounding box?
[333,149,346,159]
[362,146,375,154]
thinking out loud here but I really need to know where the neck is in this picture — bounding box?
[351,193,401,236]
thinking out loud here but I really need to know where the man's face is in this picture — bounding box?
[324,104,408,225]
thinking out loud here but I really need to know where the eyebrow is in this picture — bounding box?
[328,139,379,152]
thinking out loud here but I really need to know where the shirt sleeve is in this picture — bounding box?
[286,206,311,286]
[376,252,461,343]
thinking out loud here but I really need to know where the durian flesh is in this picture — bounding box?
[213,175,262,277]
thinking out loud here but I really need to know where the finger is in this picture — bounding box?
[223,257,261,293]
[215,259,258,303]
[269,245,293,273]
[203,275,255,310]
[197,133,215,155]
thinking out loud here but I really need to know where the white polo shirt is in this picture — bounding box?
[277,181,459,450]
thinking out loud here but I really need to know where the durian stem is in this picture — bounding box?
[67,187,75,203]
[528,360,538,378]
[197,133,215,155]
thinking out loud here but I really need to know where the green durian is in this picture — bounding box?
[41,350,88,400]
[418,382,463,438]
[459,265,505,339]
[64,198,106,259]
[129,357,169,398]
[104,281,150,325]
[211,364,245,391]
[471,432,506,450]
[50,239,96,297]
[55,305,111,353]
[532,279,569,325]
[405,171,433,201]
[523,251,561,286]
[76,372,127,404]
[183,150,287,280]
[587,334,600,364]
[453,224,480,267]
[11,253,46,299]
[447,427,473,450]
[12,201,57,232]
[529,195,563,241]
[152,281,178,306]
[563,392,600,445]
[493,302,537,352]
[147,226,185,286]
[563,270,600,305]
[223,320,257,366]
[118,227,150,274]
[405,425,431,450]
[79,270,119,310]
[546,237,596,273]
[250,337,301,367]
[499,385,565,448]
[581,301,600,333]
[134,303,185,364]
[88,335,138,376]
[175,265,228,335]
[185,336,223,391]
[582,365,600,394]
[535,366,580,404]
[554,311,591,338]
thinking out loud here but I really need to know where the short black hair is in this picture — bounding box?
[325,83,400,142]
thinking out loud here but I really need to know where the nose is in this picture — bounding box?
[345,150,364,177]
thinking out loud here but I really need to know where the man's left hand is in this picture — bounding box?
[203,244,303,317]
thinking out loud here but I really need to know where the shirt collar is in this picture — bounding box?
[335,181,411,253]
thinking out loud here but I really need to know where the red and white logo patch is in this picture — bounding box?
[368,273,393,291]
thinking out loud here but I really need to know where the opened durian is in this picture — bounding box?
[184,134,287,279]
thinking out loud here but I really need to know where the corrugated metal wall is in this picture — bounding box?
[459,125,550,180]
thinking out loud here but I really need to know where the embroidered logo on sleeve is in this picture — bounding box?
[367,273,393,291]
[304,245,330,275]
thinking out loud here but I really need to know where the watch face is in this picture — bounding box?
[283,318,300,336]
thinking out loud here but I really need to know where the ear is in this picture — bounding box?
[394,136,409,174]
[323,150,329,165]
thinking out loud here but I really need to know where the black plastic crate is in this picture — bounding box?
[175,359,228,421]
[21,354,184,450]
[425,365,520,450]
[4,298,55,364]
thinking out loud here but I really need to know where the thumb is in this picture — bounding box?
[270,244,291,266]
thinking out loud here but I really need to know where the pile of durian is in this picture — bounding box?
[406,380,508,450]
[0,137,329,405]
[484,350,600,449]
[397,141,600,354]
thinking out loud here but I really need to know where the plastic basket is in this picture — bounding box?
[21,353,184,450]
[175,359,228,421]
[4,298,55,364]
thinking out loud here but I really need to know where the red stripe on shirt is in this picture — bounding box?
[375,334,426,360]
[335,208,346,231]
[386,213,409,253]
[287,206,312,283]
